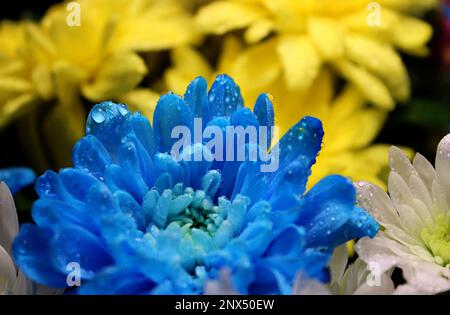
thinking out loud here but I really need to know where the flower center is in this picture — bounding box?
[142,182,225,236]
[421,211,450,267]
[169,188,222,234]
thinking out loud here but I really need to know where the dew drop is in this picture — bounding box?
[92,108,106,123]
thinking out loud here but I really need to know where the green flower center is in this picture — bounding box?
[168,187,222,234]
[421,211,450,267]
[143,182,225,236]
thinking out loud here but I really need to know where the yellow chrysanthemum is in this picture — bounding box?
[195,0,437,109]
[0,0,198,168]
[163,37,393,189]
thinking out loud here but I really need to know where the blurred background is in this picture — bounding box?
[0,0,449,217]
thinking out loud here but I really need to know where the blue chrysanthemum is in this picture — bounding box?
[13,75,378,294]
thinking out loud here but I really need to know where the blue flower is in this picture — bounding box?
[13,75,378,294]
[0,167,35,194]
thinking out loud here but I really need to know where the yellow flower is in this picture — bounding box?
[0,0,198,169]
[195,0,436,109]
[163,37,392,188]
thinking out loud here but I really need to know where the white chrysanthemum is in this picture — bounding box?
[355,134,450,294]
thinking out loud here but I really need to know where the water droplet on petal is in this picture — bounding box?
[92,108,106,123]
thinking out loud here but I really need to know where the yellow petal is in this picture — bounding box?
[0,93,37,129]
[43,103,86,167]
[389,13,433,53]
[196,1,267,35]
[326,108,387,153]
[276,35,322,90]
[42,3,104,69]
[328,86,365,123]
[307,17,344,60]
[244,19,273,44]
[333,59,394,110]
[17,111,52,172]
[82,52,147,102]
[231,38,281,93]
[0,76,32,94]
[342,8,433,54]
[52,61,88,107]
[31,64,53,101]
[217,36,243,72]
[0,60,25,77]
[119,88,160,122]
[344,34,410,101]
[0,21,26,58]
[24,22,56,65]
[302,69,334,118]
[165,46,212,94]
[112,4,199,51]
[379,0,438,13]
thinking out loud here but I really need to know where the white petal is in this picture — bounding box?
[388,171,414,210]
[435,134,450,204]
[389,146,416,182]
[383,224,424,250]
[0,182,18,255]
[292,273,332,295]
[398,263,450,294]
[353,273,395,295]
[408,173,433,212]
[341,259,367,295]
[355,237,399,272]
[0,245,16,293]
[413,153,437,193]
[204,269,238,295]
[410,198,433,226]
[397,204,424,239]
[355,181,400,227]
[329,244,348,285]
[11,271,32,295]
[431,179,448,216]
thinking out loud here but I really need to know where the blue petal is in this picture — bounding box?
[324,206,379,247]
[72,135,112,178]
[300,175,358,248]
[179,143,213,188]
[130,112,157,157]
[35,170,75,202]
[32,199,97,234]
[0,167,35,194]
[153,94,194,153]
[266,157,310,206]
[50,223,114,279]
[274,116,323,173]
[184,76,210,122]
[253,93,274,149]
[86,102,132,155]
[80,267,157,294]
[208,74,244,118]
[13,224,66,288]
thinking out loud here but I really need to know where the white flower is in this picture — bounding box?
[355,134,450,294]
[0,182,31,294]
[293,245,394,295]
